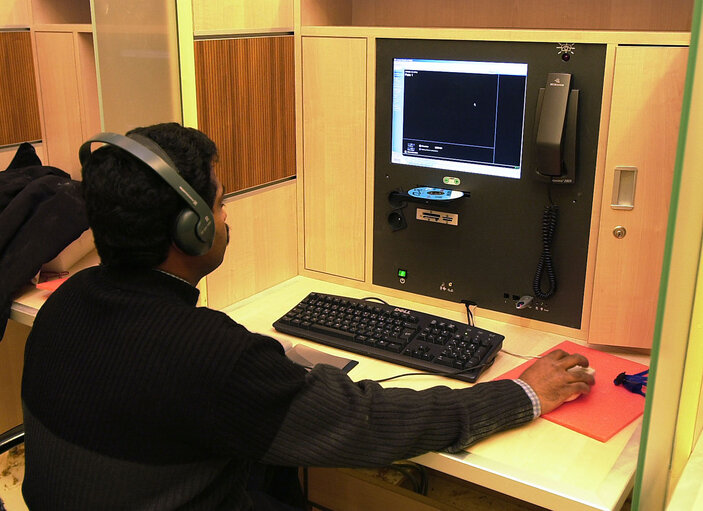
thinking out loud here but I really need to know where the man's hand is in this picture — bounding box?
[518,349,595,415]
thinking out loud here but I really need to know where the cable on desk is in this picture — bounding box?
[500,349,541,360]
[372,361,494,384]
[360,296,390,306]
[386,461,429,495]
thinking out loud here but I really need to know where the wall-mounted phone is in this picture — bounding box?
[534,73,579,184]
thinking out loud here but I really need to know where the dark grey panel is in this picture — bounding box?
[373,39,607,329]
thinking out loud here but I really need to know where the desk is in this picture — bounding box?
[9,269,646,510]
[9,250,101,327]
[1,251,101,432]
[222,276,649,511]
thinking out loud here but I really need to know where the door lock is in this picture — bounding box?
[613,226,627,239]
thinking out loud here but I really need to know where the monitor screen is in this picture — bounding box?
[391,58,528,179]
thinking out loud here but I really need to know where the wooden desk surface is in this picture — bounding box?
[10,251,101,327]
[222,275,649,511]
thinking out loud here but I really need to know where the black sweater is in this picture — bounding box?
[21,267,533,510]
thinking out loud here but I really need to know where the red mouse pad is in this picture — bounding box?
[497,340,649,442]
[36,276,69,292]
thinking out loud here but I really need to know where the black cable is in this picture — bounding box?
[460,299,476,327]
[386,464,421,493]
[373,360,493,383]
[533,204,558,299]
[390,462,429,495]
[361,297,390,306]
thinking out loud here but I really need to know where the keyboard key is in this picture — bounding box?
[435,355,455,367]
[310,324,355,341]
[399,328,417,342]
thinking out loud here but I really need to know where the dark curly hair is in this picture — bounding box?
[81,123,218,268]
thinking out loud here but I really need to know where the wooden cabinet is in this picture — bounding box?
[33,30,99,179]
[301,37,367,281]
[589,46,688,348]
[29,0,100,179]
[0,0,98,177]
[293,0,692,345]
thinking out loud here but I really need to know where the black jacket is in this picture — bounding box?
[0,143,88,338]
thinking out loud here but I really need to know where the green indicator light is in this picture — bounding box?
[397,269,407,278]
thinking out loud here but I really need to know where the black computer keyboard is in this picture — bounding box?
[273,292,504,383]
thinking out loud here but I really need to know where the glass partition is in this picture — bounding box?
[634,0,703,508]
[92,0,182,133]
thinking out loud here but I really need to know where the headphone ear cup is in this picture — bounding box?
[173,208,209,256]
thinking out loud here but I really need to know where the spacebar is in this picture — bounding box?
[309,324,356,342]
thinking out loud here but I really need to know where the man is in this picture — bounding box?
[21,123,594,510]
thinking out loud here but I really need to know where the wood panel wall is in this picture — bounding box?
[302,0,693,31]
[0,0,31,26]
[194,35,295,194]
[0,31,42,147]
[205,179,297,310]
[192,0,293,34]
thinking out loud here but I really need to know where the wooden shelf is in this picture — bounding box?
[298,25,691,45]
[33,23,93,33]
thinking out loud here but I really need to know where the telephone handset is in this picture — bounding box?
[534,72,579,184]
[529,72,579,301]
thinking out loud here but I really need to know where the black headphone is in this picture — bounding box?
[78,132,216,256]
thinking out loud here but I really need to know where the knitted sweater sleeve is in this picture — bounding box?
[260,363,534,467]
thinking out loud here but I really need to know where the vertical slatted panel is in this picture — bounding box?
[0,32,42,146]
[194,36,295,193]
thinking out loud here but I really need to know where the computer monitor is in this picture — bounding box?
[391,58,528,180]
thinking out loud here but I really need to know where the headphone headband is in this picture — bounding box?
[78,132,216,255]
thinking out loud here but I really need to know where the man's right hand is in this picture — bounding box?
[518,349,596,415]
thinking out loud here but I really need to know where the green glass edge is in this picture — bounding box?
[632,1,702,508]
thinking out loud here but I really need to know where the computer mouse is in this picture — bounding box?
[568,365,595,376]
[565,365,595,401]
